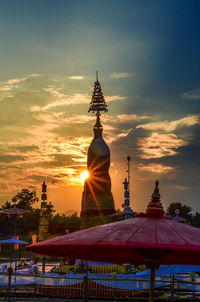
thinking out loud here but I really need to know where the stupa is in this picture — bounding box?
[80,72,115,228]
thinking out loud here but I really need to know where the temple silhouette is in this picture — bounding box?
[80,73,115,228]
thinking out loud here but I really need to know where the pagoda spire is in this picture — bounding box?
[81,73,115,228]
[88,72,108,138]
[38,181,49,241]
[88,72,108,115]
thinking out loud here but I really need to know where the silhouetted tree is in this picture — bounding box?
[166,202,192,221]
[0,188,80,240]
[11,189,39,210]
[191,212,200,228]
[49,213,81,234]
[0,189,40,236]
[1,200,12,210]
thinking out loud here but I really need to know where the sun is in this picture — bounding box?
[80,171,89,183]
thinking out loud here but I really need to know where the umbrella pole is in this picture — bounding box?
[149,266,155,302]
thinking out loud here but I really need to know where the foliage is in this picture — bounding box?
[0,188,81,239]
[165,202,192,221]
[165,202,200,228]
[191,212,200,228]
[0,189,41,236]
[49,213,81,234]
[12,189,39,210]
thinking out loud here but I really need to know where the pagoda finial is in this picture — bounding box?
[151,180,161,203]
[42,181,47,193]
[88,73,108,116]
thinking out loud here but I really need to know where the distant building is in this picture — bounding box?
[80,73,115,228]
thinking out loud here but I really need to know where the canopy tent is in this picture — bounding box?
[136,265,200,276]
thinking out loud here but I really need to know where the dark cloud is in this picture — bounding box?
[16,145,40,153]
[0,155,25,163]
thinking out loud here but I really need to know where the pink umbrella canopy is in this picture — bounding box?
[26,181,200,301]
[27,181,200,266]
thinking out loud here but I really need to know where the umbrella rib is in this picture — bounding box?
[124,218,147,245]
[165,221,190,246]
[90,223,129,244]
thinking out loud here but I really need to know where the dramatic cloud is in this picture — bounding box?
[110,72,135,79]
[182,89,200,100]
[30,88,126,111]
[7,74,40,85]
[35,112,94,125]
[42,90,89,110]
[0,74,41,100]
[106,95,127,102]
[138,132,187,159]
[105,128,132,144]
[137,115,200,132]
[68,76,84,80]
[7,76,30,85]
[174,185,189,191]
[0,86,11,91]
[116,114,149,122]
[138,163,174,173]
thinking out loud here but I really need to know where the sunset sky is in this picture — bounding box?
[0,0,200,215]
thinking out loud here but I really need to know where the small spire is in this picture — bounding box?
[42,181,47,193]
[41,181,47,204]
[127,156,131,191]
[145,180,164,217]
[96,70,98,82]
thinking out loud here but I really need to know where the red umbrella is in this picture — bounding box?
[27,181,200,301]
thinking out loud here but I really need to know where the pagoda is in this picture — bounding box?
[38,181,49,241]
[80,72,115,228]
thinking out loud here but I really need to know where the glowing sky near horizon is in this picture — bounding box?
[0,0,200,215]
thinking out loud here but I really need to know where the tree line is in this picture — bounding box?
[0,189,81,243]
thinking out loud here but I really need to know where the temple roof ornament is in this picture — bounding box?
[151,180,161,204]
[88,71,108,115]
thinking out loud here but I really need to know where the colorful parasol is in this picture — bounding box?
[0,238,28,245]
[26,181,200,301]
